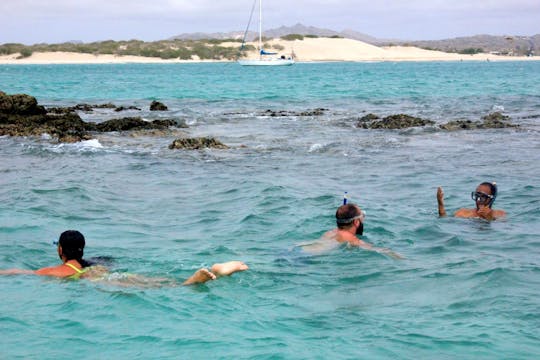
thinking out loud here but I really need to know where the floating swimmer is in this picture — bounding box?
[0,230,248,286]
[303,195,403,259]
[437,182,506,220]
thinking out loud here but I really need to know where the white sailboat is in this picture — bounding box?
[237,0,295,66]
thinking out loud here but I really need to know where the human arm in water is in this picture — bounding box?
[437,187,447,217]
[329,230,404,259]
[351,239,404,260]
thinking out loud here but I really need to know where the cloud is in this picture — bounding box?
[0,0,538,44]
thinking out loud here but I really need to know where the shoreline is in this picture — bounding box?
[1,38,538,64]
[1,53,537,65]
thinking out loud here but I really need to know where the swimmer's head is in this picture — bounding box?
[57,230,85,261]
[472,182,497,209]
[336,203,365,235]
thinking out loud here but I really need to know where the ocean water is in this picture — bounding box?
[1,61,540,359]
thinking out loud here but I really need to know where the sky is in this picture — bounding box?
[1,0,539,45]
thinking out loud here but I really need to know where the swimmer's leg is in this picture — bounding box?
[210,261,249,277]
[182,268,216,285]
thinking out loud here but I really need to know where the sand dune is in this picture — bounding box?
[0,38,536,64]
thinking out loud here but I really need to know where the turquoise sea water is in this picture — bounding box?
[1,62,540,359]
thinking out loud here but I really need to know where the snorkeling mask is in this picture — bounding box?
[471,191,493,204]
[471,182,498,208]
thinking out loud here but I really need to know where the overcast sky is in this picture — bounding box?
[1,0,539,44]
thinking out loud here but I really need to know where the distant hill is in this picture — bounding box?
[170,24,538,56]
[379,34,540,56]
[170,23,379,43]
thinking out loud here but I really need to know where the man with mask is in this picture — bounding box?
[326,203,368,247]
[437,182,506,220]
[318,203,403,258]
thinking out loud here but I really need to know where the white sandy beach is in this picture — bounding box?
[0,38,536,64]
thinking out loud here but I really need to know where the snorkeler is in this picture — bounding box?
[0,230,248,286]
[316,200,403,259]
[437,182,506,220]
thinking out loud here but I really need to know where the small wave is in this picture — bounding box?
[308,143,325,153]
[78,139,103,148]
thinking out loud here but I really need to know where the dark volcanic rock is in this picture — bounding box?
[481,112,516,128]
[440,112,517,130]
[94,117,175,132]
[0,92,182,142]
[92,103,116,109]
[298,108,328,116]
[47,103,118,114]
[260,108,328,117]
[439,120,478,130]
[355,113,380,126]
[150,101,168,111]
[359,114,434,129]
[168,137,228,150]
[115,105,142,112]
[262,109,289,117]
[0,91,46,115]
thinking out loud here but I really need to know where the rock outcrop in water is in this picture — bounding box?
[0,91,91,142]
[0,91,181,142]
[357,113,435,129]
[93,117,176,132]
[355,111,518,130]
[0,91,47,115]
[168,137,228,150]
[439,112,518,130]
[150,101,168,111]
[260,108,328,117]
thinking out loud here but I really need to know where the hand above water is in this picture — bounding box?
[437,186,447,217]
[477,204,494,220]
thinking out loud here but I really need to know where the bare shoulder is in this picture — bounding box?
[454,208,477,218]
[493,209,507,218]
[35,265,71,277]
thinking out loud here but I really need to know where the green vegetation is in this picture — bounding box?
[0,38,249,60]
[280,34,304,41]
[17,48,33,58]
[305,35,319,38]
[458,48,484,55]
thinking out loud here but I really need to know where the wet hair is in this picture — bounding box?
[336,204,361,229]
[479,182,498,207]
[58,230,91,268]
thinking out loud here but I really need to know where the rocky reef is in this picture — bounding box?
[439,112,518,130]
[150,101,168,111]
[356,112,517,130]
[357,113,435,129]
[259,108,328,117]
[0,91,179,142]
[168,137,228,150]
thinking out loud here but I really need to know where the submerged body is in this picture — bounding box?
[0,230,248,286]
[302,203,403,259]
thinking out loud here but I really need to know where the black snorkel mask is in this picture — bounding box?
[471,182,497,209]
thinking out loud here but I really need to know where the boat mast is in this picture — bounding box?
[259,0,262,57]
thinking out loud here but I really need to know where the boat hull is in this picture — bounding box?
[238,59,295,66]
